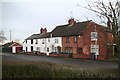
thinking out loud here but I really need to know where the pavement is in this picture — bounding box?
[1,52,118,69]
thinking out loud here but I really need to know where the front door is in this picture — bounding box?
[31,46,33,52]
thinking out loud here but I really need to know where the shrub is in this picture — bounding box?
[2,61,118,78]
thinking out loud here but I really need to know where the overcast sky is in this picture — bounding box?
[1,0,103,41]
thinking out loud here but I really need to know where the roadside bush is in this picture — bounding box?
[2,61,118,78]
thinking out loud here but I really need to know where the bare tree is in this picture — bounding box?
[0,30,7,44]
[0,30,7,52]
[78,0,120,76]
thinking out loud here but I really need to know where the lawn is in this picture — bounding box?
[2,60,118,79]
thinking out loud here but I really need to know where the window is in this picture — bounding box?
[37,47,40,52]
[55,47,57,52]
[47,47,49,52]
[26,40,27,43]
[31,46,33,52]
[66,37,70,43]
[42,39,45,44]
[91,32,97,41]
[31,39,33,44]
[55,38,58,43]
[91,45,99,55]
[52,45,54,52]
[74,37,77,43]
[35,39,38,44]
[65,47,73,53]
[48,38,50,42]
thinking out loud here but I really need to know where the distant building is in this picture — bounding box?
[2,41,22,53]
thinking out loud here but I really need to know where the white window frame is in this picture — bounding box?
[36,47,40,52]
[42,39,45,44]
[90,45,99,55]
[91,32,97,41]
[55,38,58,43]
[35,39,38,44]
[51,45,54,52]
[48,38,50,42]
[47,47,49,52]
[55,47,57,52]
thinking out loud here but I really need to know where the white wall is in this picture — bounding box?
[23,39,37,52]
[12,46,16,53]
[22,37,62,55]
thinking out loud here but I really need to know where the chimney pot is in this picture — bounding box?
[40,27,47,34]
[68,18,75,25]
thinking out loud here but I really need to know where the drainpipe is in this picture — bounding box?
[76,36,78,54]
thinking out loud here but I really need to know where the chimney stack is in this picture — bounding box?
[40,28,47,34]
[68,18,75,25]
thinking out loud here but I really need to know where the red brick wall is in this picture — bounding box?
[72,54,91,59]
[62,22,113,59]
[62,36,83,54]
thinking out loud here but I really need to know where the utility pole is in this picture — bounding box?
[10,30,11,42]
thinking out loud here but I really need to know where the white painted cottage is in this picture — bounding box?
[23,28,62,55]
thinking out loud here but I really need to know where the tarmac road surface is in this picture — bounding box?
[1,52,118,69]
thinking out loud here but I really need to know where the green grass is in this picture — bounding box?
[2,61,118,78]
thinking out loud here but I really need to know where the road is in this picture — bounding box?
[1,52,118,69]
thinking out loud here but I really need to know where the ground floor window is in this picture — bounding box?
[52,45,54,52]
[65,47,73,53]
[47,47,49,52]
[36,47,40,52]
[90,45,99,55]
[55,47,57,52]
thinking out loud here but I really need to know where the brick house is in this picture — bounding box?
[51,18,113,59]
[23,18,113,60]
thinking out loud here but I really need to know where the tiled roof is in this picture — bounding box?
[51,20,92,37]
[25,20,92,40]
[2,42,16,47]
[25,32,50,40]
[25,34,40,40]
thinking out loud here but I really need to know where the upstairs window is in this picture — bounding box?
[74,37,78,43]
[42,39,45,44]
[31,39,33,44]
[91,32,97,41]
[66,37,70,43]
[55,38,58,43]
[35,39,38,44]
[91,45,99,55]
[48,38,50,42]
[26,40,27,43]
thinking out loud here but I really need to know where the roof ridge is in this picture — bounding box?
[56,20,92,27]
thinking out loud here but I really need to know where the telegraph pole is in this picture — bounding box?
[10,30,11,42]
